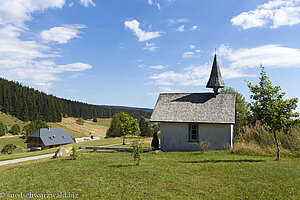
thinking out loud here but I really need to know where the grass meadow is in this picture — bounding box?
[0,138,299,199]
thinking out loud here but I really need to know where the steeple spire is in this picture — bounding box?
[206,54,225,93]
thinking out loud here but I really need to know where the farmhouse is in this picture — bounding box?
[25,128,74,151]
[150,54,236,151]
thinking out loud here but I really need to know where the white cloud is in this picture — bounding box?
[150,65,166,70]
[168,18,190,24]
[191,25,198,30]
[150,64,249,87]
[79,0,96,7]
[41,24,86,44]
[147,0,175,10]
[69,2,74,7]
[124,20,162,42]
[216,44,232,57]
[157,3,161,10]
[190,45,196,49]
[231,0,300,29]
[182,52,194,58]
[56,62,92,72]
[143,42,158,51]
[219,44,300,68]
[0,1,92,90]
[0,0,65,27]
[195,49,201,53]
[177,25,185,32]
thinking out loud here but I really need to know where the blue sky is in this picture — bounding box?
[0,0,300,113]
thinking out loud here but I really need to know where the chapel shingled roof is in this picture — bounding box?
[150,93,236,124]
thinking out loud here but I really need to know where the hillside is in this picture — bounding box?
[49,117,111,138]
[0,112,111,155]
[0,78,151,122]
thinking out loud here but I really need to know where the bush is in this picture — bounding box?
[93,118,97,123]
[0,121,7,136]
[199,141,211,153]
[1,144,16,154]
[76,118,84,125]
[70,146,78,160]
[151,130,159,150]
[10,124,20,135]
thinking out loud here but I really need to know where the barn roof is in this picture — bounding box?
[26,128,74,146]
[150,93,236,124]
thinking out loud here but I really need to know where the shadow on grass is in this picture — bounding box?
[109,164,136,168]
[82,150,120,154]
[180,159,266,164]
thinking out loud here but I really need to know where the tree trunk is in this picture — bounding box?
[123,136,125,145]
[273,131,280,161]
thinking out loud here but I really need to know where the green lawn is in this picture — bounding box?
[0,137,146,161]
[0,149,299,199]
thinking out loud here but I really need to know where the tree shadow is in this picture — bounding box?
[109,164,136,168]
[180,159,266,164]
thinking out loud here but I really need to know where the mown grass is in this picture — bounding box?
[0,137,148,161]
[0,150,299,199]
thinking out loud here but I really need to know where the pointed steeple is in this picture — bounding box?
[206,54,225,93]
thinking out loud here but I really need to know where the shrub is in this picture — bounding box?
[151,130,159,150]
[10,124,20,135]
[1,144,16,154]
[70,146,78,160]
[93,118,97,123]
[199,141,211,153]
[0,121,7,136]
[76,118,84,125]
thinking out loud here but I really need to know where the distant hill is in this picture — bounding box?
[0,78,152,122]
[103,105,153,113]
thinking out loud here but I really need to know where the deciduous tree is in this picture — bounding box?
[247,65,299,160]
[221,87,250,135]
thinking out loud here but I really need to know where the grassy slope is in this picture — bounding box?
[0,149,299,199]
[0,111,28,131]
[0,114,111,158]
[49,118,111,138]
